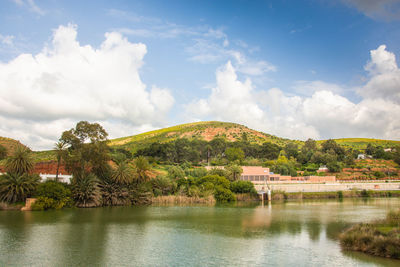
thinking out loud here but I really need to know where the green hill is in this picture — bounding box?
[109,121,295,152]
[0,136,28,155]
[319,138,400,150]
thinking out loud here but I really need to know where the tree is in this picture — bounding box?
[72,173,101,208]
[210,137,227,158]
[0,173,40,203]
[284,143,299,159]
[259,142,281,160]
[304,139,317,152]
[225,147,244,162]
[54,141,67,182]
[321,139,345,160]
[5,146,34,175]
[225,165,243,181]
[326,161,342,173]
[60,121,109,178]
[0,144,7,160]
[133,156,151,184]
[111,161,134,184]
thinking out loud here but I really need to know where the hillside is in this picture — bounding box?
[109,121,295,152]
[0,136,28,155]
[323,138,400,150]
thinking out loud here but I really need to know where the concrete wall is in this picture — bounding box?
[255,182,400,193]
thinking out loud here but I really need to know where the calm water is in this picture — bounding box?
[0,198,400,266]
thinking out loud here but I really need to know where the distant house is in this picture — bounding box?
[357,154,366,160]
[317,165,328,173]
[384,148,392,152]
[206,166,336,183]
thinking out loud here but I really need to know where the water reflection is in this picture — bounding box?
[0,198,399,266]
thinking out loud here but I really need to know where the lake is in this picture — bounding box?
[1,198,399,266]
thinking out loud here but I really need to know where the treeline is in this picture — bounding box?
[0,121,257,210]
[133,136,400,175]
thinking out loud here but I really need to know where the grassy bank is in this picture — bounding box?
[271,190,400,200]
[151,195,215,204]
[339,210,400,259]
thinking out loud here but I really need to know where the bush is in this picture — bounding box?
[185,167,207,178]
[151,175,177,196]
[326,161,342,172]
[34,181,72,210]
[230,180,257,194]
[373,171,385,179]
[31,196,66,210]
[197,175,230,189]
[214,186,236,202]
[167,166,185,180]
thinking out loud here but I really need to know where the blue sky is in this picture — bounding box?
[0,0,400,149]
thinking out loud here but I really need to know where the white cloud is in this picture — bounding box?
[0,24,174,149]
[186,45,400,141]
[360,45,400,103]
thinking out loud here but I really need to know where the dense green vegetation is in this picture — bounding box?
[0,121,259,209]
[109,121,295,152]
[1,121,400,209]
[0,146,40,203]
[340,210,400,259]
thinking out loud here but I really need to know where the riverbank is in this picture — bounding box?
[271,190,400,200]
[339,210,400,259]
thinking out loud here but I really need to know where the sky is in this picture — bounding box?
[0,0,400,150]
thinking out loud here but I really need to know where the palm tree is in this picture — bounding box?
[100,179,130,206]
[0,173,40,203]
[54,141,67,182]
[72,173,101,208]
[133,156,151,184]
[5,146,34,175]
[111,161,134,184]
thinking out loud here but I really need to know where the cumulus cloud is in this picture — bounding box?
[186,45,400,141]
[361,45,400,103]
[0,24,174,149]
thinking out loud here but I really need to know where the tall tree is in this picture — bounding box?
[60,121,109,178]
[54,141,67,182]
[225,165,243,181]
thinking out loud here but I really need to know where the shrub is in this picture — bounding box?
[326,161,342,173]
[214,186,236,202]
[151,175,177,196]
[337,191,343,199]
[197,175,230,189]
[168,166,185,180]
[360,189,371,198]
[373,171,385,179]
[230,180,257,194]
[185,167,207,178]
[0,173,40,203]
[34,180,72,210]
